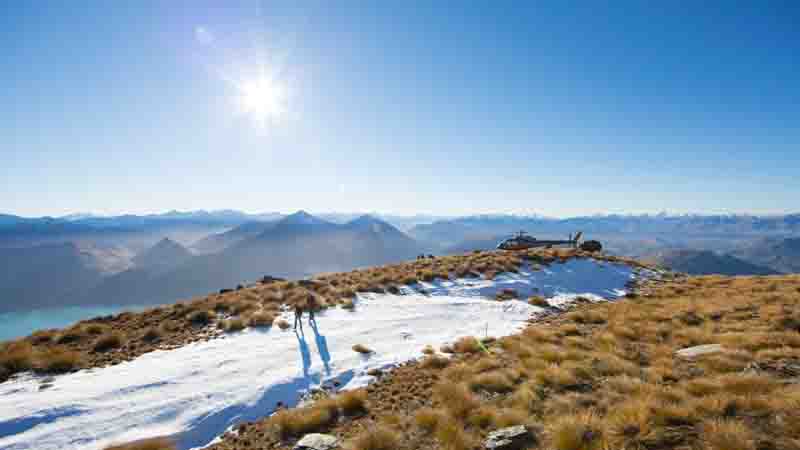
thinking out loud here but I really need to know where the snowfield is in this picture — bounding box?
[0,258,648,450]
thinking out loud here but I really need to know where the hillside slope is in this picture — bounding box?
[651,249,780,275]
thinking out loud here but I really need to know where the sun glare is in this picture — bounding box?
[235,74,288,128]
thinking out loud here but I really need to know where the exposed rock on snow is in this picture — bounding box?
[484,425,535,450]
[294,433,339,450]
[675,344,724,359]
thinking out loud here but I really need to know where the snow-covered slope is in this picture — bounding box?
[0,258,647,450]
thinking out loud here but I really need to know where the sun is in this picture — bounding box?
[235,74,288,128]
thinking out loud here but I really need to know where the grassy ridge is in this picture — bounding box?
[1,248,624,383]
[206,273,800,450]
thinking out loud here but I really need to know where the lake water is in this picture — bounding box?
[0,304,157,342]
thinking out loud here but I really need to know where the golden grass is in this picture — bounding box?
[222,318,246,332]
[187,310,215,325]
[434,382,477,419]
[1,341,34,372]
[702,419,755,450]
[4,248,606,383]
[451,336,482,354]
[38,347,82,372]
[270,400,339,438]
[246,311,275,327]
[93,332,124,352]
[420,354,450,369]
[415,407,445,433]
[349,426,399,450]
[468,370,515,393]
[104,437,176,450]
[337,389,367,415]
[141,327,162,342]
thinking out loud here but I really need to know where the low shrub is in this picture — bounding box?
[85,323,109,335]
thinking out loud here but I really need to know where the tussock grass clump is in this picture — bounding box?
[187,310,215,326]
[421,354,450,369]
[549,413,603,450]
[275,319,291,330]
[141,327,162,342]
[452,336,482,354]
[1,341,34,372]
[469,370,515,393]
[349,426,399,450]
[247,311,275,328]
[435,419,476,450]
[223,318,246,332]
[337,389,368,415]
[56,328,85,344]
[496,288,519,301]
[38,347,82,373]
[528,296,549,307]
[93,332,124,352]
[104,437,177,450]
[702,419,755,450]
[85,323,109,335]
[415,407,445,433]
[340,298,355,310]
[270,400,339,438]
[353,344,373,354]
[434,382,477,419]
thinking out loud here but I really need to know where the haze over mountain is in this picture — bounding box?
[62,212,424,311]
[2,209,800,314]
[650,249,780,276]
[732,237,800,274]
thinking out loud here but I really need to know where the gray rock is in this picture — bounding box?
[484,425,534,450]
[675,344,723,360]
[295,433,339,450]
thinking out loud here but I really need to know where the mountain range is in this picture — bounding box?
[2,210,800,313]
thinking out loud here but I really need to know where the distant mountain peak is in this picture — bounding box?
[133,238,192,269]
[280,211,330,226]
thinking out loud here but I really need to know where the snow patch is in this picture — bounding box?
[0,258,646,450]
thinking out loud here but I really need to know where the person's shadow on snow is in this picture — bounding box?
[295,328,312,381]
[309,318,332,376]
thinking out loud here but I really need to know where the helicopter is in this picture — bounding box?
[496,230,584,251]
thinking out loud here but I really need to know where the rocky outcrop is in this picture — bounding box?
[675,344,723,359]
[484,425,535,450]
[294,433,339,450]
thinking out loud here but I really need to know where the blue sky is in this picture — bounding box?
[2,1,798,217]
